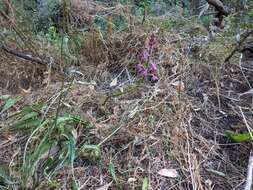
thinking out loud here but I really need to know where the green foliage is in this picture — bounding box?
[162,17,178,30]
[1,97,93,189]
[225,3,253,34]
[0,167,15,188]
[19,113,81,187]
[200,15,214,27]
[12,103,46,131]
[225,131,253,143]
[142,177,149,190]
[45,26,58,42]
[80,144,101,163]
[0,96,21,115]
[109,161,118,184]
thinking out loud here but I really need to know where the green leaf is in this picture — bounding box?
[109,162,118,184]
[12,110,42,130]
[29,140,56,166]
[0,95,10,100]
[66,135,76,165]
[0,96,21,115]
[10,103,45,119]
[22,139,57,186]
[142,177,149,190]
[20,112,39,121]
[56,116,76,126]
[225,131,253,142]
[80,145,101,162]
[71,179,78,190]
[13,118,42,130]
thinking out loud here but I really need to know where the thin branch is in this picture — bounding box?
[1,45,46,65]
[239,107,253,140]
[225,30,253,63]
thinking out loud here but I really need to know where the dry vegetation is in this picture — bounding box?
[1,1,253,190]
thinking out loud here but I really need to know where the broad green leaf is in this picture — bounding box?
[225,131,253,142]
[0,96,21,115]
[20,112,39,121]
[11,103,45,119]
[142,177,149,190]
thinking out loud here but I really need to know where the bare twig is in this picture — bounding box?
[244,151,253,190]
[239,107,253,140]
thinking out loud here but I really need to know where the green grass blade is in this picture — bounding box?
[109,162,118,184]
[142,177,149,190]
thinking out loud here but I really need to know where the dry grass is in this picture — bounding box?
[1,2,253,190]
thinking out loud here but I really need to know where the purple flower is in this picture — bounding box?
[140,68,148,77]
[135,64,148,77]
[141,50,149,62]
[135,34,159,81]
[136,64,144,72]
[150,74,159,82]
[149,62,158,73]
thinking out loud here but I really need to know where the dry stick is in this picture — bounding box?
[98,124,123,146]
[244,151,253,190]
[225,30,253,63]
[1,45,66,77]
[239,107,253,190]
[1,45,46,65]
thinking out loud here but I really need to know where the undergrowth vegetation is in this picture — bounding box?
[1,0,253,189]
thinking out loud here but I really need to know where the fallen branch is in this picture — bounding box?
[1,45,46,65]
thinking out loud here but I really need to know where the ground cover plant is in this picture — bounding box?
[1,0,253,189]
